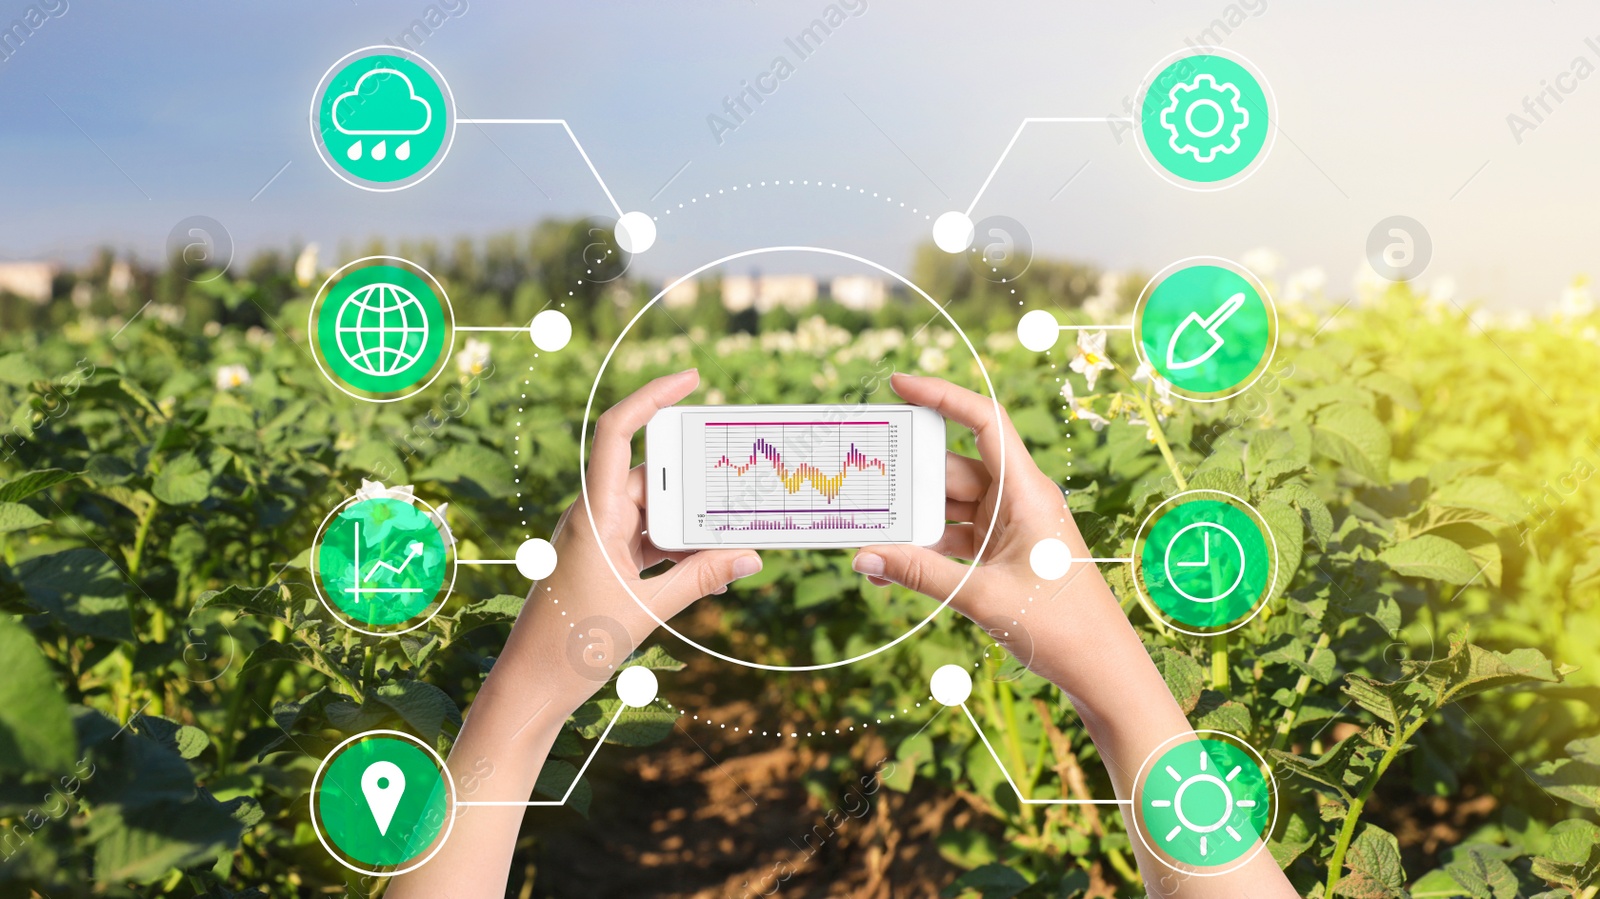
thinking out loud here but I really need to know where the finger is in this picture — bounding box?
[946,451,990,502]
[945,499,978,523]
[642,549,763,617]
[928,523,977,560]
[851,544,969,599]
[590,369,699,498]
[891,374,1023,483]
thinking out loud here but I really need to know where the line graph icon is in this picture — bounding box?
[312,494,455,633]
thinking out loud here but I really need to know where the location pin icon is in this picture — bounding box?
[361,760,406,836]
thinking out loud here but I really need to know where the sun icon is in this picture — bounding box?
[1138,736,1273,868]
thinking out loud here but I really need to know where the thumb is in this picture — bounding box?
[645,549,763,615]
[853,544,968,600]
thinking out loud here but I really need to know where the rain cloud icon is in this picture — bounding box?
[333,68,434,162]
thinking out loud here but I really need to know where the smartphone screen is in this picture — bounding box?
[677,408,916,546]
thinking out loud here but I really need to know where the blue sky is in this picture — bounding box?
[1,0,1596,308]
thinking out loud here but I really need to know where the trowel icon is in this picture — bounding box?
[1166,292,1246,371]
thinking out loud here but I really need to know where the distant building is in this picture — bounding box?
[0,262,57,304]
[829,275,887,311]
[722,274,818,312]
[662,277,699,309]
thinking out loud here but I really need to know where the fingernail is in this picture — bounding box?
[853,552,885,576]
[733,556,761,578]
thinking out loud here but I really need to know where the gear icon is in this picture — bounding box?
[1159,73,1250,164]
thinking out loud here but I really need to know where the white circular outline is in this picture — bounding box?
[1131,729,1279,877]
[1131,255,1278,404]
[580,245,1004,673]
[1130,489,1280,638]
[309,255,457,404]
[310,492,459,637]
[309,45,458,193]
[1130,47,1279,193]
[1162,522,1246,604]
[309,728,457,877]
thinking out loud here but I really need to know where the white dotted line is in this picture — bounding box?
[663,698,930,739]
[655,180,933,223]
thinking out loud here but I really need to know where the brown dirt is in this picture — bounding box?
[510,613,979,898]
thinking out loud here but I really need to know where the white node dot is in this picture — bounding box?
[529,309,572,353]
[614,211,657,254]
[515,537,559,580]
[1017,309,1061,352]
[932,211,975,253]
[1030,537,1074,581]
[931,664,973,706]
[616,666,658,708]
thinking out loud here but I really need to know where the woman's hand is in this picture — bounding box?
[851,373,1119,684]
[518,368,762,708]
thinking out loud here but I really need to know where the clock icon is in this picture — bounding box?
[1162,521,1246,604]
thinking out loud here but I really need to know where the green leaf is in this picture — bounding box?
[0,618,76,775]
[1313,403,1392,482]
[0,501,48,533]
[1379,535,1481,584]
[1271,735,1380,804]
[1151,646,1204,714]
[448,593,524,636]
[0,468,80,503]
[152,452,212,505]
[1258,497,1303,599]
[413,443,517,499]
[532,759,593,817]
[369,681,461,743]
[83,453,137,485]
[1430,476,1526,526]
[88,795,242,884]
[1444,846,1521,899]
[1191,690,1251,733]
[940,863,1030,899]
[1334,824,1408,898]
[624,645,686,672]
[14,547,135,642]
[0,352,46,385]
[572,698,679,747]
[192,583,288,620]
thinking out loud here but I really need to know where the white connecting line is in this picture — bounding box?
[457,704,623,807]
[965,117,1133,216]
[456,118,624,217]
[961,704,1133,806]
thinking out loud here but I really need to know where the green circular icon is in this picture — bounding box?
[314,496,453,632]
[312,731,453,874]
[1134,259,1275,401]
[312,47,455,191]
[1134,493,1276,635]
[310,258,453,401]
[1140,738,1271,868]
[1136,51,1273,188]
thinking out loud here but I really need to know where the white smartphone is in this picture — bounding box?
[645,404,946,550]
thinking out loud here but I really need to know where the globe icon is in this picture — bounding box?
[334,282,431,377]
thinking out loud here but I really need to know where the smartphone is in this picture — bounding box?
[645,404,946,550]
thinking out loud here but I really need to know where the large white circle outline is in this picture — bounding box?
[309,45,458,193]
[1130,729,1279,877]
[1130,255,1278,404]
[310,492,458,637]
[309,729,457,877]
[1129,46,1279,193]
[1130,489,1279,638]
[581,246,1004,673]
[308,255,457,404]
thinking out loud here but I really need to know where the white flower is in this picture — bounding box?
[1068,330,1114,391]
[1132,361,1173,405]
[1061,378,1109,430]
[1559,277,1594,318]
[1082,272,1125,321]
[353,480,454,546]
[458,338,492,376]
[917,346,948,373]
[1240,247,1284,279]
[1284,267,1326,305]
[214,364,251,391]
